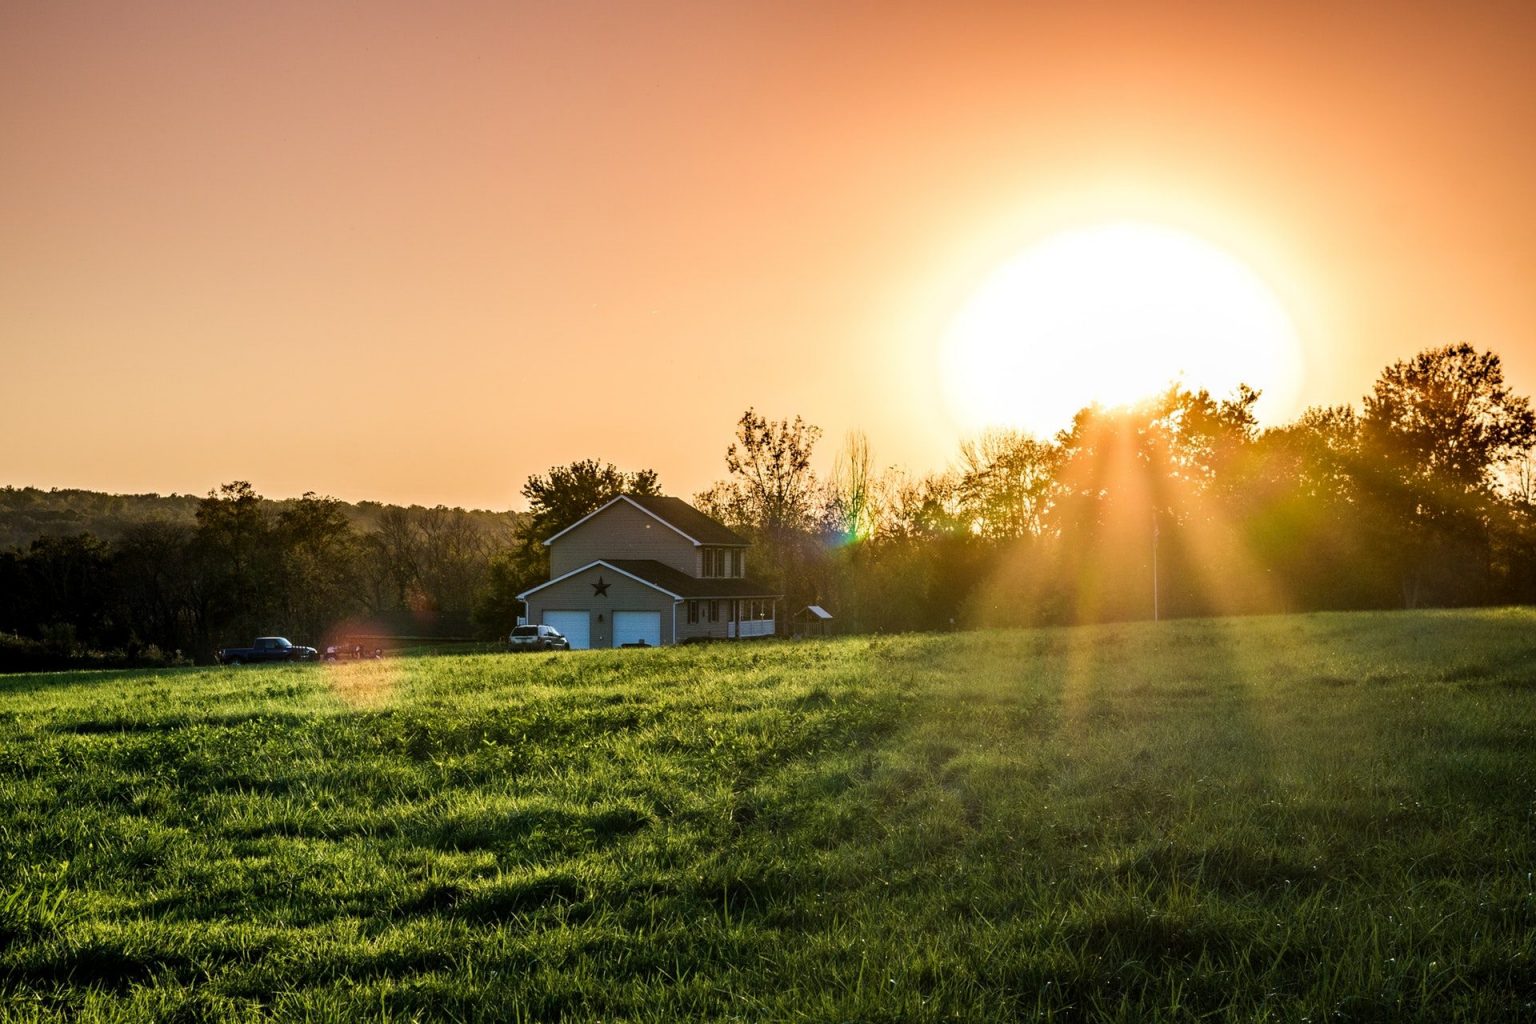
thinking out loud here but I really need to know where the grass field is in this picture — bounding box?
[2,610,1534,1022]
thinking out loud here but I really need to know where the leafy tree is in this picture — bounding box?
[113,521,199,654]
[521,461,660,544]
[193,481,276,645]
[473,550,527,639]
[14,534,115,649]
[694,410,827,619]
[487,460,662,614]
[275,493,364,640]
[883,471,967,540]
[957,429,1061,540]
[368,506,424,611]
[1362,343,1535,505]
[1359,344,1536,605]
[1045,385,1262,621]
[697,409,822,536]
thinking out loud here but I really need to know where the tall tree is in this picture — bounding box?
[275,493,363,640]
[1360,343,1536,605]
[113,521,199,654]
[496,460,661,599]
[957,429,1061,540]
[194,481,276,645]
[1362,343,1535,502]
[827,431,878,543]
[521,460,660,543]
[697,409,822,536]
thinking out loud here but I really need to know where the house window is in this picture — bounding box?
[687,600,699,624]
[723,550,735,577]
[709,600,719,623]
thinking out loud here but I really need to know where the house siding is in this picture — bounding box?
[526,565,677,648]
[549,502,696,578]
[677,599,731,642]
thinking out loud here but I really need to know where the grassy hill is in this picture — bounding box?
[2,610,1533,1021]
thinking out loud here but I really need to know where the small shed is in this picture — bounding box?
[793,604,833,638]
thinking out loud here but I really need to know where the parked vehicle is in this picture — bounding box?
[216,637,319,665]
[508,625,570,652]
[324,640,382,660]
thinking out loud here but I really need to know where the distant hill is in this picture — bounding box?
[0,485,524,550]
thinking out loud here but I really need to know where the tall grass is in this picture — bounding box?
[1,609,1534,1021]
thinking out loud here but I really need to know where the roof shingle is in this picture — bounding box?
[623,494,747,546]
[606,559,780,599]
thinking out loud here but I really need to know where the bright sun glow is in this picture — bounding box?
[941,222,1304,436]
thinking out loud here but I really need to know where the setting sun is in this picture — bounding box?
[940,223,1305,437]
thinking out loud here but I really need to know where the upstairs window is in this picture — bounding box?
[701,547,743,578]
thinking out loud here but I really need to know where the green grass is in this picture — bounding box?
[2,609,1534,1022]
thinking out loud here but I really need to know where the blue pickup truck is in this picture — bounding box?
[215,636,319,665]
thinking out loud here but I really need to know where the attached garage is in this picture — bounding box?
[522,559,766,648]
[612,610,662,648]
[542,610,591,650]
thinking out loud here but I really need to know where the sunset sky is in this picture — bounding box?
[4,1,1536,509]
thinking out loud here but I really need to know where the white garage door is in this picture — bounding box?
[612,611,662,648]
[543,611,591,650]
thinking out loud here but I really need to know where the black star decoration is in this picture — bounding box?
[591,576,610,597]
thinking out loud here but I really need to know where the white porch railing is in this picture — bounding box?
[735,619,775,638]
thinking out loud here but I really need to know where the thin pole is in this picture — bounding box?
[1152,510,1159,623]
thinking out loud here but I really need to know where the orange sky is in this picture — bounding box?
[4,1,1535,509]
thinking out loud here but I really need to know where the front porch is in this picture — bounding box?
[728,619,776,638]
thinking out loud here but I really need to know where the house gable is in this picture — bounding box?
[518,559,687,602]
[519,561,679,649]
[548,499,698,578]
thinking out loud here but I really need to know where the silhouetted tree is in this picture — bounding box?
[113,521,199,654]
[697,409,822,536]
[472,460,662,633]
[193,481,277,647]
[275,493,364,640]
[1360,343,1536,605]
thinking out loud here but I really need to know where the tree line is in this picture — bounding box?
[4,342,1535,668]
[696,343,1536,631]
[0,484,518,670]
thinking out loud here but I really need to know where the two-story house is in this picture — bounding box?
[516,494,781,649]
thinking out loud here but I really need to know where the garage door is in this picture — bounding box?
[612,611,662,648]
[542,611,591,650]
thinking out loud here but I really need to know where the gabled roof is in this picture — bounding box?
[517,559,780,602]
[607,560,779,599]
[541,494,748,547]
[623,495,747,546]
